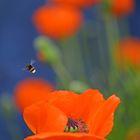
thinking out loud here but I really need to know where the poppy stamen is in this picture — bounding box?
[64,118,89,133]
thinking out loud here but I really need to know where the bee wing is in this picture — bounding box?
[16,64,26,71]
[30,59,35,65]
[22,68,26,71]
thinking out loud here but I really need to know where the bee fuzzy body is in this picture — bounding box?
[26,64,36,74]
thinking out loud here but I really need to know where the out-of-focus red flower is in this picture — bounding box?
[49,0,100,8]
[33,5,83,39]
[116,38,140,68]
[127,128,140,140]
[14,78,54,112]
[23,89,120,140]
[111,0,135,16]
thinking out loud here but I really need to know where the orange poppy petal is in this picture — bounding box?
[24,132,104,140]
[23,101,68,134]
[77,89,105,121]
[45,89,104,121]
[88,95,120,137]
[46,90,80,117]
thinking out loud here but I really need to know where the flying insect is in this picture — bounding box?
[24,60,36,74]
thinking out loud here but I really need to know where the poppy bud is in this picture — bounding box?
[34,36,61,64]
[69,80,89,93]
[0,93,15,117]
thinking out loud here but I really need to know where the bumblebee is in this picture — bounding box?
[24,60,36,74]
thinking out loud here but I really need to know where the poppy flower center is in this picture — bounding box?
[64,118,89,133]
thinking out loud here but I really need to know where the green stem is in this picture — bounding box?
[104,14,135,133]
[52,61,72,89]
[72,35,87,81]
[59,36,87,82]
[103,14,120,89]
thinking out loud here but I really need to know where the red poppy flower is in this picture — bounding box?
[49,0,100,8]
[111,0,135,16]
[24,89,120,140]
[116,38,140,68]
[33,5,83,39]
[14,78,54,112]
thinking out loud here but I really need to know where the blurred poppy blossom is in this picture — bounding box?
[33,5,83,39]
[14,78,54,112]
[49,0,100,8]
[23,89,120,140]
[127,128,140,140]
[111,0,135,16]
[116,38,140,69]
